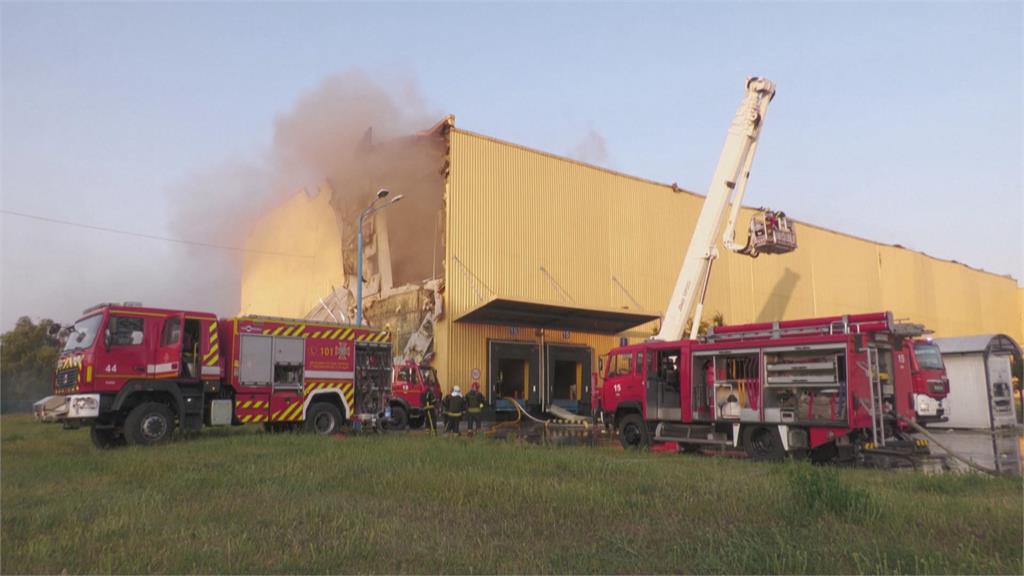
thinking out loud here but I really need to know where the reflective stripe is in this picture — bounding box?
[305,370,355,379]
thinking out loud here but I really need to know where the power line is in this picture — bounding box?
[0,208,313,259]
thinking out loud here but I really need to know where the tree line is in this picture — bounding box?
[1,317,61,413]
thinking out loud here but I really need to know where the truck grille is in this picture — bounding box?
[56,369,79,392]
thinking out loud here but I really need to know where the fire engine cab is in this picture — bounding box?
[35,303,393,448]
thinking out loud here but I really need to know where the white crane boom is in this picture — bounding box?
[656,77,794,342]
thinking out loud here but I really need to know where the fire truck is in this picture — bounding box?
[599,312,933,462]
[389,359,442,429]
[908,338,949,424]
[34,303,393,448]
[597,78,939,463]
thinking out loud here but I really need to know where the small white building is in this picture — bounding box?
[934,334,1020,430]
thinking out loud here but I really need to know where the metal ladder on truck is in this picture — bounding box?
[864,347,886,446]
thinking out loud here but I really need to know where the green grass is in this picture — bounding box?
[2,415,1022,575]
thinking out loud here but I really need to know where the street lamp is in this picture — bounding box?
[356,189,404,325]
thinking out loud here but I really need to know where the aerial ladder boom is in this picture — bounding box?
[656,77,795,342]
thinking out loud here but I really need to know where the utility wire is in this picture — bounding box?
[0,208,313,259]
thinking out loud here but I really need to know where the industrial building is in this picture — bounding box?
[241,116,1024,412]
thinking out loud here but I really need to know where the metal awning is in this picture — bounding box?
[455,297,660,335]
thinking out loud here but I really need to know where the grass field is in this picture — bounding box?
[2,415,1022,575]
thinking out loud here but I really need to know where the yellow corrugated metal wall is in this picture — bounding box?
[437,128,1023,393]
[239,188,344,318]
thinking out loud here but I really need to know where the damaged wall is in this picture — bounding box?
[240,124,448,361]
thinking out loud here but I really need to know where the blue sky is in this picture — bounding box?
[2,1,1021,329]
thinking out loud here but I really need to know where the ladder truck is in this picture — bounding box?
[658,77,796,342]
[597,78,934,464]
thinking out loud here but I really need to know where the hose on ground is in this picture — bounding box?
[897,415,1000,476]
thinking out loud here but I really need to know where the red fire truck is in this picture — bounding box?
[34,303,393,448]
[389,359,443,429]
[598,312,933,463]
[908,338,949,424]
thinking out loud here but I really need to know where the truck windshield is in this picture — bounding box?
[913,342,944,370]
[62,314,103,352]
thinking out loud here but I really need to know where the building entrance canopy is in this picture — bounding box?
[455,297,660,335]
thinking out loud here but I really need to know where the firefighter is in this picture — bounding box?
[421,384,438,434]
[442,385,466,436]
[465,382,485,433]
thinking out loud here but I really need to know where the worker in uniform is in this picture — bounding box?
[442,385,466,436]
[464,382,485,434]
[421,384,438,435]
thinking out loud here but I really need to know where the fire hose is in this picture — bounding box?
[896,415,999,476]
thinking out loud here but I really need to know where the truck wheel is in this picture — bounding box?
[742,425,785,461]
[90,426,126,449]
[124,402,175,446]
[386,404,408,431]
[304,403,343,435]
[618,414,649,449]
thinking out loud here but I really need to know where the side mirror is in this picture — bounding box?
[104,328,112,351]
[47,323,62,336]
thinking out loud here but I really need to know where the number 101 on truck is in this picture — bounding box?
[34,303,394,448]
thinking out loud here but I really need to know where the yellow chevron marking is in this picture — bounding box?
[205,355,219,367]
[208,323,217,333]
[311,331,322,338]
[280,401,301,421]
[262,328,271,335]
[282,326,295,336]
[272,326,285,336]
[293,324,305,337]
[241,414,252,423]
[203,343,219,362]
[209,331,218,343]
[271,410,282,420]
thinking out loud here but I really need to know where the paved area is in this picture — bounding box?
[920,427,1023,474]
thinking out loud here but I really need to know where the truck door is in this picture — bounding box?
[648,348,683,422]
[155,313,185,377]
[270,336,304,423]
[104,313,151,380]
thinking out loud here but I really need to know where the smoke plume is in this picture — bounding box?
[165,69,444,317]
[568,128,609,166]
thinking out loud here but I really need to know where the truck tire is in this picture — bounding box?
[742,425,785,461]
[618,413,650,449]
[90,426,126,449]
[304,403,343,435]
[124,402,175,446]
[386,404,409,431]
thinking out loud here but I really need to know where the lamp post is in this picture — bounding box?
[356,188,404,326]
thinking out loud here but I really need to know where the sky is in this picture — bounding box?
[2,1,1022,331]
